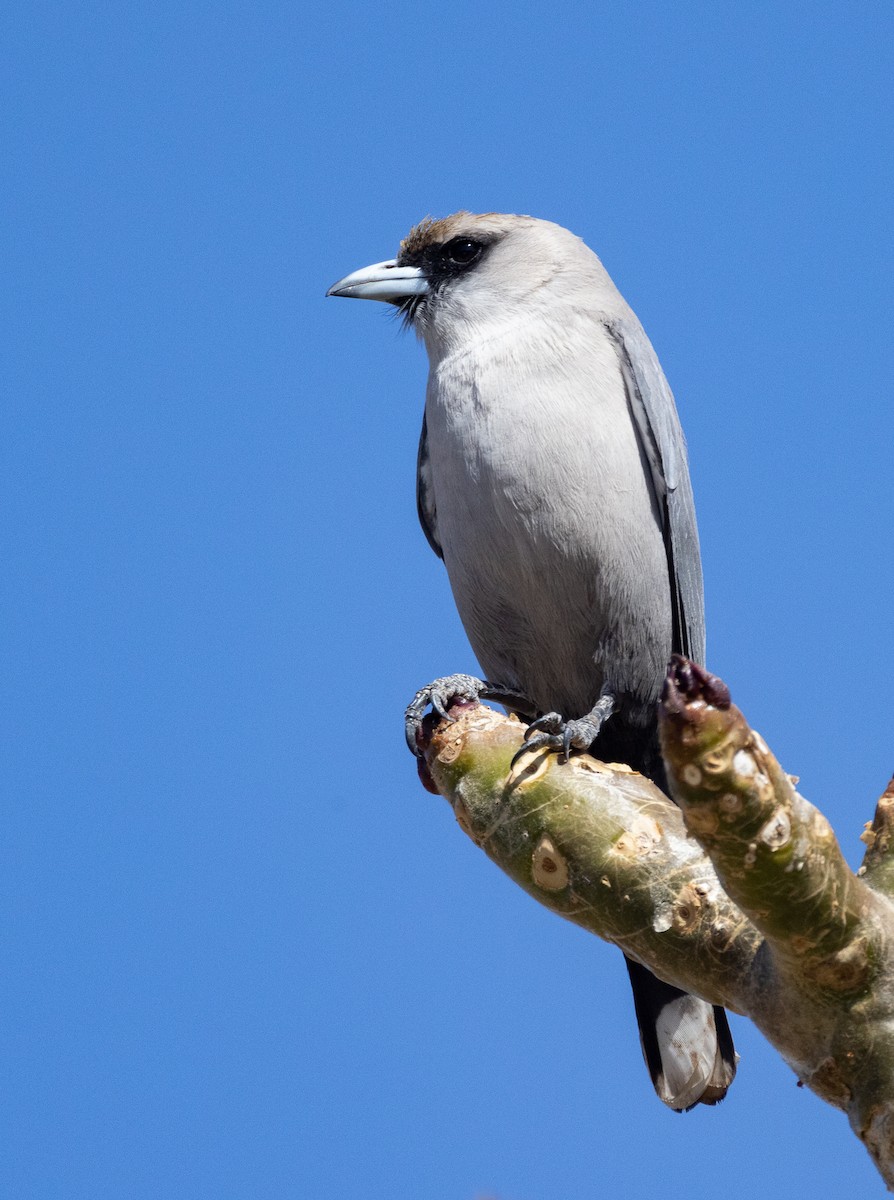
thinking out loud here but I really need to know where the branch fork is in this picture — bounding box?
[414,660,894,1189]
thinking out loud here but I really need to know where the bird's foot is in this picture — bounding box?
[405,673,533,757]
[511,694,616,768]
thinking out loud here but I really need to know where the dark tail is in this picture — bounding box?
[624,956,737,1111]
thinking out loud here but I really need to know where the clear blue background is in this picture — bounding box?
[4,2,893,1196]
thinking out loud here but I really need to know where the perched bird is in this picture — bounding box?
[327,212,736,1110]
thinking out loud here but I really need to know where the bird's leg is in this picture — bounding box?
[405,673,536,756]
[511,691,616,767]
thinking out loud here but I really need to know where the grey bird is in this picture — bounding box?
[327,212,736,1111]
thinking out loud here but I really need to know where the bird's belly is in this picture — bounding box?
[453,541,610,717]
[425,348,673,720]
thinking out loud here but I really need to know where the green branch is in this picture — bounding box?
[417,665,894,1190]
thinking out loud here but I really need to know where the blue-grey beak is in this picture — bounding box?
[326,259,428,304]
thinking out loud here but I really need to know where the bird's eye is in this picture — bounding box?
[441,238,483,267]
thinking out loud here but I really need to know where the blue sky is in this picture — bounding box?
[3,2,893,1196]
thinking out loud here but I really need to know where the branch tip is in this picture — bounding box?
[663,655,731,712]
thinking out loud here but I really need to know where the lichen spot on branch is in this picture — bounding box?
[759,808,792,852]
[612,815,662,858]
[672,882,707,933]
[531,834,569,891]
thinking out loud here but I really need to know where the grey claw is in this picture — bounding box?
[510,730,562,769]
[511,706,610,768]
[429,690,459,722]
[404,673,487,757]
[524,711,562,737]
[562,723,575,760]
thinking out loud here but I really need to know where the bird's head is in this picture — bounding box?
[327,212,613,356]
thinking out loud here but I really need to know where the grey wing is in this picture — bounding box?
[416,411,443,559]
[605,316,706,665]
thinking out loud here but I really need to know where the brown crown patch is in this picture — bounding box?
[399,211,513,255]
[399,213,473,257]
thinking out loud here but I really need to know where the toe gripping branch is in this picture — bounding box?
[404,673,535,758]
[405,673,620,771]
[510,694,616,768]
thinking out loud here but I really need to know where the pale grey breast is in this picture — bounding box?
[421,315,673,719]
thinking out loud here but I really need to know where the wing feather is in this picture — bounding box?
[605,317,706,665]
[416,412,443,558]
